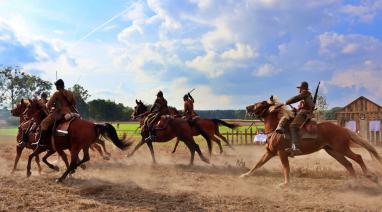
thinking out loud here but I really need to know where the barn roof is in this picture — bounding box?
[340,96,382,112]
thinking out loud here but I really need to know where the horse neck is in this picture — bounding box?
[262,112,279,133]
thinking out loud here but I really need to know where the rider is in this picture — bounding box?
[17,93,49,148]
[144,91,168,142]
[183,92,198,120]
[32,79,76,147]
[278,81,314,155]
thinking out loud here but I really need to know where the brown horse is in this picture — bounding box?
[133,100,236,155]
[240,96,382,186]
[24,99,131,182]
[10,100,111,173]
[128,100,210,165]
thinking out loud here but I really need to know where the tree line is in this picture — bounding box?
[0,66,342,126]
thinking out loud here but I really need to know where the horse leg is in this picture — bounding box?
[127,139,145,157]
[99,139,111,157]
[216,132,234,149]
[56,148,80,183]
[147,142,157,164]
[75,147,90,169]
[26,147,44,177]
[182,139,196,165]
[35,155,42,174]
[186,138,209,164]
[91,143,105,159]
[57,150,69,169]
[278,150,290,186]
[211,136,223,154]
[172,138,180,154]
[42,150,59,171]
[240,150,274,178]
[11,146,23,174]
[343,147,378,183]
[324,147,356,178]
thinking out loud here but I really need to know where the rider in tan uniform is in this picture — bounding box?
[281,81,314,155]
[183,92,197,120]
[144,91,168,142]
[32,79,76,147]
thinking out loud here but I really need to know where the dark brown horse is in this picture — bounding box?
[24,99,131,182]
[240,96,382,186]
[10,99,111,173]
[128,100,210,165]
[133,100,236,155]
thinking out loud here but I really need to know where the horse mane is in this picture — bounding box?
[267,96,292,118]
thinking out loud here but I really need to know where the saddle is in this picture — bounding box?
[154,115,173,130]
[284,118,318,140]
[55,113,80,136]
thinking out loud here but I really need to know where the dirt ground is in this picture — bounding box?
[1,136,382,212]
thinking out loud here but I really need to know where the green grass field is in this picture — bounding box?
[0,122,264,138]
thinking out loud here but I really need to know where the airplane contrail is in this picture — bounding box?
[72,6,131,47]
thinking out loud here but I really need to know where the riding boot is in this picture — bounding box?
[289,128,302,156]
[17,130,28,148]
[32,130,48,147]
[276,117,288,134]
[144,129,156,142]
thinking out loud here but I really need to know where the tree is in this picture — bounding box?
[69,84,90,118]
[88,99,133,121]
[0,66,52,108]
[315,95,328,120]
[324,107,343,120]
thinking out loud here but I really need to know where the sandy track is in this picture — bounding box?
[1,138,382,211]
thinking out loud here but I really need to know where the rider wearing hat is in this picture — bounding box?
[32,79,76,147]
[277,81,314,155]
[183,92,197,120]
[144,91,169,142]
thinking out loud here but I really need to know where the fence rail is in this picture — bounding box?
[115,128,266,145]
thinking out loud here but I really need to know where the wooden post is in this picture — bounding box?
[226,131,230,144]
[250,128,253,144]
[236,130,239,144]
[245,129,248,144]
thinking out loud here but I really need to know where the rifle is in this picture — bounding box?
[313,81,321,110]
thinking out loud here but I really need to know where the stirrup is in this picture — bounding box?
[144,135,156,142]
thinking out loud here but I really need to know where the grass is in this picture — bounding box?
[0,128,18,136]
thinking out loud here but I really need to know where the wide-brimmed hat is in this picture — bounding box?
[297,81,309,90]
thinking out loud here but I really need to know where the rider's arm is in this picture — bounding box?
[46,92,58,110]
[285,91,310,105]
[188,93,194,103]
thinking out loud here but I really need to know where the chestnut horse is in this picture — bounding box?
[133,100,236,155]
[24,99,131,182]
[10,99,111,174]
[127,101,210,165]
[240,96,382,186]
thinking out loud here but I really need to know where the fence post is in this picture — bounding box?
[226,131,229,144]
[236,130,239,144]
[250,128,253,144]
[244,129,247,144]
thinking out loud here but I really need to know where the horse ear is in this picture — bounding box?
[20,99,24,104]
[270,95,274,102]
[136,99,139,104]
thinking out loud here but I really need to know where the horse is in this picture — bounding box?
[133,100,237,155]
[24,99,131,182]
[240,96,382,186]
[10,99,111,174]
[127,100,210,165]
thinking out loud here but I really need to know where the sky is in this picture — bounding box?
[0,0,382,110]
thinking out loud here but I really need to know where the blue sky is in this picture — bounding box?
[1,0,382,109]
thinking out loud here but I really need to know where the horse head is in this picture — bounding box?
[132,99,148,120]
[246,96,275,118]
[24,98,45,123]
[11,99,30,117]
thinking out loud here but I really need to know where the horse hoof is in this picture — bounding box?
[277,182,289,188]
[55,178,63,183]
[80,165,86,170]
[239,173,249,178]
[367,174,379,184]
[26,172,31,178]
[201,157,210,164]
[103,156,110,160]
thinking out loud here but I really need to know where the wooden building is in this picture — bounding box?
[336,96,382,144]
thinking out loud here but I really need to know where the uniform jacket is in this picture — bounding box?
[285,90,314,112]
[150,97,168,114]
[47,89,76,116]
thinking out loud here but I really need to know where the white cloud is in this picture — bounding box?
[341,0,382,23]
[253,63,279,77]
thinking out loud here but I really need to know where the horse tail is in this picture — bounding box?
[95,123,132,150]
[188,119,212,155]
[212,119,238,129]
[346,128,382,165]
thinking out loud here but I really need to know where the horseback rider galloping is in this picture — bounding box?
[144,91,169,142]
[183,92,198,120]
[32,79,77,147]
[276,81,314,155]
